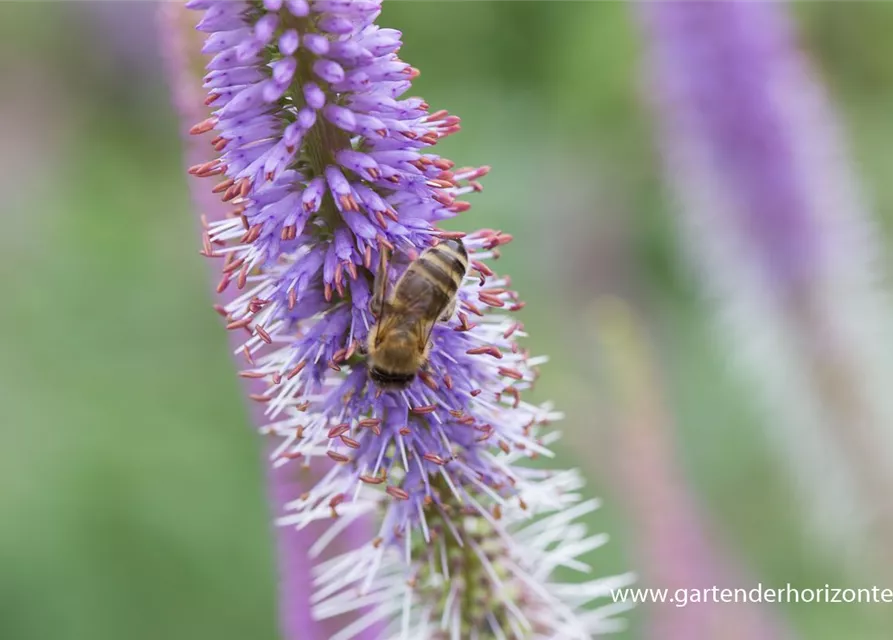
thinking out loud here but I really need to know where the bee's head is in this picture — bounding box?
[368,366,415,390]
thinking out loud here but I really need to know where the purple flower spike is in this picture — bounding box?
[639,0,893,548]
[183,0,631,636]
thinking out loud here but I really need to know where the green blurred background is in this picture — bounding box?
[2,2,893,639]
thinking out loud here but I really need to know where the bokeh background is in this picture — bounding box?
[3,2,893,639]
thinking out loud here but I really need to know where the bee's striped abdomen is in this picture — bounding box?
[390,239,468,322]
[416,239,467,313]
[423,239,468,285]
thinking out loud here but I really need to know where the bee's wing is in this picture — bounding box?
[416,316,438,354]
[370,247,394,348]
[389,274,438,354]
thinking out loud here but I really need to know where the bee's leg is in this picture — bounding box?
[370,245,390,318]
[438,298,457,323]
[369,290,383,318]
[416,336,432,373]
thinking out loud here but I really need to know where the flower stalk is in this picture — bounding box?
[589,300,792,640]
[174,0,631,636]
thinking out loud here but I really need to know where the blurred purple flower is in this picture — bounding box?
[590,300,793,640]
[86,1,164,78]
[182,0,631,636]
[639,0,893,553]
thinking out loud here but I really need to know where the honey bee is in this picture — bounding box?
[366,239,468,389]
